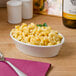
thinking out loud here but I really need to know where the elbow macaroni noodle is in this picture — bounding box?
[11,23,63,46]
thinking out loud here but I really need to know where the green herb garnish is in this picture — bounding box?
[37,23,48,27]
[43,23,48,27]
[37,24,43,27]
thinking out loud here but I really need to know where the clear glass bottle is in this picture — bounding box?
[62,0,76,28]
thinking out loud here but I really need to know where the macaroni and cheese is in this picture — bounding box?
[11,23,63,46]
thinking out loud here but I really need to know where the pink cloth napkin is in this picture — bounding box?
[0,58,51,76]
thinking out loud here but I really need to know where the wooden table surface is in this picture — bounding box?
[0,8,76,76]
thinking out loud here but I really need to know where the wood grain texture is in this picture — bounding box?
[0,0,8,7]
[0,8,76,76]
